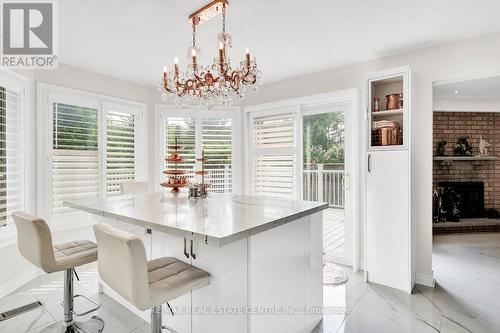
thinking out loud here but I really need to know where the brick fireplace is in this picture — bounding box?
[433,112,500,210]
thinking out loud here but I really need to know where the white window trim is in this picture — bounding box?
[154,105,243,194]
[0,69,32,248]
[37,82,147,229]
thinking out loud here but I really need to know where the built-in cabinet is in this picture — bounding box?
[365,67,414,293]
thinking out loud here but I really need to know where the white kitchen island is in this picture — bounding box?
[65,193,327,333]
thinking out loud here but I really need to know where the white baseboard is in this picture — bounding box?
[415,272,435,288]
[0,268,40,299]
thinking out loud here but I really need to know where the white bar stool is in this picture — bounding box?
[13,212,104,333]
[93,223,211,333]
[120,181,150,195]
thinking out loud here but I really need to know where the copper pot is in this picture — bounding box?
[386,93,402,110]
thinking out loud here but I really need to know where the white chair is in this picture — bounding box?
[13,211,104,333]
[120,181,150,195]
[93,223,210,333]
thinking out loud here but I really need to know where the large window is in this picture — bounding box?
[158,108,240,194]
[39,84,146,220]
[0,73,24,227]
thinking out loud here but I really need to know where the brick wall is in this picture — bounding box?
[433,112,500,209]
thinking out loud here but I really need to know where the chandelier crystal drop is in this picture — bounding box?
[158,0,262,108]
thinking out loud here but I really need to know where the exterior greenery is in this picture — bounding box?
[303,112,344,167]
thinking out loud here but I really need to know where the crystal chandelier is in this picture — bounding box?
[159,0,262,108]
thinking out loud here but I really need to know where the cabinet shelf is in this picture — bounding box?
[372,109,403,118]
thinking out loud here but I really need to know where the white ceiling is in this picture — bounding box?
[59,0,500,87]
[434,76,500,100]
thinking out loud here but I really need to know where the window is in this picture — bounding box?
[0,73,24,226]
[158,108,240,194]
[106,110,136,196]
[39,84,146,220]
[165,117,196,181]
[52,103,99,214]
[249,111,298,199]
[202,118,232,193]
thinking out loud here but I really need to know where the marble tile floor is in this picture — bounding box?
[2,232,499,332]
[316,232,500,333]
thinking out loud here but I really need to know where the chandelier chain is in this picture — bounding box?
[222,4,226,36]
[192,19,197,48]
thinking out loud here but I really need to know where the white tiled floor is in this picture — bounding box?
[2,232,500,332]
[316,232,500,333]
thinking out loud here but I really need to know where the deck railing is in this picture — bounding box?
[303,164,345,208]
[206,165,232,194]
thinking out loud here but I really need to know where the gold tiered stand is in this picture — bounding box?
[191,150,210,197]
[161,138,189,193]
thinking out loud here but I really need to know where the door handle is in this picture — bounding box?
[190,239,196,260]
[184,238,190,259]
[367,154,371,173]
[343,173,350,191]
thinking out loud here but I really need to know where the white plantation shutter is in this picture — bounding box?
[0,81,24,226]
[251,111,297,199]
[106,110,136,196]
[165,117,196,181]
[253,113,295,148]
[52,103,100,214]
[254,155,295,198]
[202,118,232,193]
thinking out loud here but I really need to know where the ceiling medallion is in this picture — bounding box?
[159,0,262,108]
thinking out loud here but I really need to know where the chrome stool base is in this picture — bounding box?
[40,316,104,333]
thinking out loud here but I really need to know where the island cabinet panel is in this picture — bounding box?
[191,238,248,333]
[249,214,323,333]
[304,212,324,328]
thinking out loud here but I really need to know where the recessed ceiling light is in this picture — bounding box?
[454,90,460,94]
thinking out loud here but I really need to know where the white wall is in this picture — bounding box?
[245,31,500,279]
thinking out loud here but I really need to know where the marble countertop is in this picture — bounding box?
[64,193,328,247]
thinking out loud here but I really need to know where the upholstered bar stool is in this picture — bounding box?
[13,212,104,333]
[121,181,151,195]
[93,223,210,333]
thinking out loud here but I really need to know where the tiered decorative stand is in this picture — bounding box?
[161,138,189,193]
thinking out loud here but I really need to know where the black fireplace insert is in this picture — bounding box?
[438,181,484,218]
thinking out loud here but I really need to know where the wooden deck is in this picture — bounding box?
[323,208,345,254]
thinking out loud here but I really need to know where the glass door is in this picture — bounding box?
[302,101,354,265]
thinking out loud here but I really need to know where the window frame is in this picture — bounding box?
[154,105,242,194]
[0,70,31,247]
[37,83,147,226]
[245,106,301,199]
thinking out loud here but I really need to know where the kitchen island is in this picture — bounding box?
[65,193,327,333]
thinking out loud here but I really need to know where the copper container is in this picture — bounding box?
[373,97,381,112]
[386,93,402,110]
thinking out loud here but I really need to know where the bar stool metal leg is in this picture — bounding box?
[42,269,104,333]
[151,305,178,333]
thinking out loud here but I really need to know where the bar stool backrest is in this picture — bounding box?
[93,223,151,310]
[12,211,57,273]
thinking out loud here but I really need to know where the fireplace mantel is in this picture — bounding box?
[434,156,497,162]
